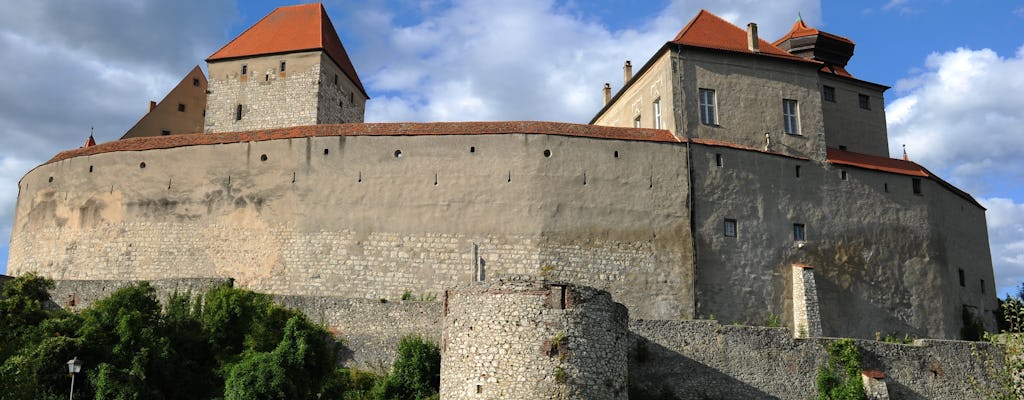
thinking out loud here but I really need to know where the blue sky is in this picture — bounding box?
[1,0,1022,296]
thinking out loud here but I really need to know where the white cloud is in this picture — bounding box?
[350,0,820,123]
[980,198,1024,296]
[887,46,1024,190]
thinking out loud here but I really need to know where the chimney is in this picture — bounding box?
[747,23,759,53]
[149,101,157,112]
[623,60,633,83]
[603,83,612,105]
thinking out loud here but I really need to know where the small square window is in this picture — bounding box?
[859,94,871,110]
[793,223,805,241]
[823,86,835,102]
[838,145,847,151]
[241,64,248,75]
[177,103,185,112]
[715,153,723,167]
[724,219,737,237]
[958,269,965,287]
[192,78,200,87]
[633,115,641,128]
[912,178,922,195]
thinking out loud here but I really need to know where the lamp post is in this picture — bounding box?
[66,357,82,400]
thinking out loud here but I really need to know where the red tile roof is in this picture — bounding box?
[827,148,981,208]
[206,3,366,97]
[773,19,855,47]
[672,10,815,63]
[45,122,680,164]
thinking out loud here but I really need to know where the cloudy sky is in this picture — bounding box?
[1,0,1022,296]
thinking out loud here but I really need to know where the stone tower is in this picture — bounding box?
[204,3,368,133]
[440,278,629,399]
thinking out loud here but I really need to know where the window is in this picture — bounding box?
[959,269,965,287]
[333,74,338,85]
[823,85,835,102]
[912,178,922,195]
[235,104,243,121]
[981,279,986,293]
[715,153,723,167]
[859,94,870,110]
[241,64,248,75]
[838,145,847,151]
[884,183,889,193]
[783,99,800,134]
[177,103,185,112]
[633,115,641,128]
[841,170,848,180]
[192,78,200,87]
[350,92,354,103]
[793,223,805,241]
[724,219,737,237]
[160,130,170,136]
[795,165,801,178]
[653,98,663,129]
[699,88,717,125]
[280,61,286,72]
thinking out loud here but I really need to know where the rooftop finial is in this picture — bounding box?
[797,12,803,22]
[902,144,908,161]
[83,127,96,148]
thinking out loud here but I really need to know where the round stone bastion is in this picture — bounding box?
[439,277,629,399]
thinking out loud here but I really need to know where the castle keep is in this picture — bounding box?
[5,4,1005,397]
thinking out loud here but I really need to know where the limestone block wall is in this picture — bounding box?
[439,278,629,399]
[205,52,323,133]
[629,319,1005,399]
[316,52,366,124]
[9,130,693,320]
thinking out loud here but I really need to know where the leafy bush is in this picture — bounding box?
[816,339,866,400]
[373,335,441,400]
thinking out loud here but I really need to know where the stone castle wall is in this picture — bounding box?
[9,129,694,320]
[630,319,1006,399]
[439,278,629,399]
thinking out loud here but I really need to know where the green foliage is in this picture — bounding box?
[962,306,987,341]
[374,335,441,400]
[401,290,413,301]
[766,313,781,328]
[816,339,867,400]
[975,285,1024,399]
[881,333,915,344]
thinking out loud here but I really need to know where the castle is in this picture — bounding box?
[5,4,1005,398]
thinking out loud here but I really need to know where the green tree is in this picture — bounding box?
[374,335,441,400]
[223,315,338,399]
[816,339,867,400]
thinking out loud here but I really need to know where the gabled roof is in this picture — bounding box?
[671,10,814,63]
[773,18,854,48]
[206,3,366,97]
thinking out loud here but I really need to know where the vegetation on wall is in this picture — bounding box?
[975,284,1024,399]
[0,274,442,400]
[816,338,867,400]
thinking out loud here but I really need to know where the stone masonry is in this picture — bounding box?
[439,277,629,399]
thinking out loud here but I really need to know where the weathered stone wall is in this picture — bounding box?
[205,51,323,133]
[819,74,889,157]
[689,143,995,339]
[440,278,629,399]
[46,277,229,311]
[629,319,1006,399]
[316,52,366,124]
[9,132,693,320]
[676,48,828,161]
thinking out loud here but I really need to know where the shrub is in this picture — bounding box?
[816,339,866,400]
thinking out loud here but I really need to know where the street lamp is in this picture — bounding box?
[66,357,82,400]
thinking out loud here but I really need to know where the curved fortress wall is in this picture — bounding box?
[440,279,629,399]
[8,123,694,320]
